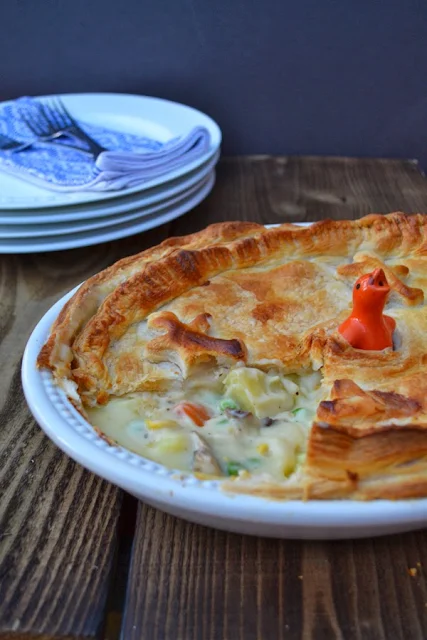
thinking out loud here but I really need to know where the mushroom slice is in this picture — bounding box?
[191,432,223,476]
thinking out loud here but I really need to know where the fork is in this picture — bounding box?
[0,131,93,155]
[20,98,106,158]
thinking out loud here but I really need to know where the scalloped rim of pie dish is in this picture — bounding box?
[22,222,427,539]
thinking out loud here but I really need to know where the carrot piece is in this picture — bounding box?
[175,402,210,426]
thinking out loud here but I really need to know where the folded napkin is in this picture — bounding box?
[0,97,212,191]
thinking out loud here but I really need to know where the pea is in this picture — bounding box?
[226,461,246,476]
[219,398,238,412]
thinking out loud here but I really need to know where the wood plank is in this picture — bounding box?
[0,226,169,639]
[123,156,427,640]
[169,156,427,236]
[122,505,427,640]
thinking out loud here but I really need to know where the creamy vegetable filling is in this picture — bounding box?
[87,366,323,481]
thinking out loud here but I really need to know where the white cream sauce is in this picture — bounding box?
[87,366,323,480]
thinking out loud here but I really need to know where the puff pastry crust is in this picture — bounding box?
[38,213,427,500]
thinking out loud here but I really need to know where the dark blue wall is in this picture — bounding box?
[1,1,427,164]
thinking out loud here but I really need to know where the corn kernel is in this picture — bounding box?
[194,472,221,480]
[257,443,269,456]
[145,419,178,430]
[283,457,296,477]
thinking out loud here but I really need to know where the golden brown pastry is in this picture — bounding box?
[37,213,427,500]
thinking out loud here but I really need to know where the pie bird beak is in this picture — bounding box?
[370,268,390,292]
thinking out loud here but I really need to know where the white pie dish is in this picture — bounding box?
[22,276,427,540]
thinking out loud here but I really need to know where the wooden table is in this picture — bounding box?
[1,156,427,640]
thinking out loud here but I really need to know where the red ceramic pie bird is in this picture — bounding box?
[338,268,396,350]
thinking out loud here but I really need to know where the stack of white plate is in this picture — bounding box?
[0,93,221,253]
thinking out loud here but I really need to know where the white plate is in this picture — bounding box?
[0,172,214,238]
[21,223,427,539]
[0,172,215,253]
[0,93,221,210]
[0,150,219,225]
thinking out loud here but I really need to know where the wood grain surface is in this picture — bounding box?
[122,505,427,640]
[1,156,427,639]
[0,237,167,639]
[170,156,427,234]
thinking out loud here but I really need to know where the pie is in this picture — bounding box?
[37,213,427,500]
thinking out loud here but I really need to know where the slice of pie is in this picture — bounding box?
[37,213,427,500]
